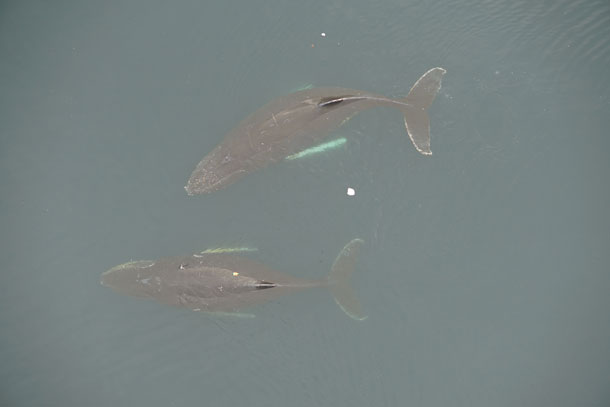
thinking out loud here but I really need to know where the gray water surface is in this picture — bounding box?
[1,0,609,406]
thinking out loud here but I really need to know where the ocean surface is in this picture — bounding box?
[1,0,609,406]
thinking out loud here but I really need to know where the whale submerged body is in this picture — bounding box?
[101,239,366,320]
[185,67,446,194]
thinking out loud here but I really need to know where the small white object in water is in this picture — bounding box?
[347,187,355,196]
[321,32,326,37]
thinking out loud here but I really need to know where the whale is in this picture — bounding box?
[185,67,446,194]
[101,239,366,320]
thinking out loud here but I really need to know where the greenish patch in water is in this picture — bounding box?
[109,260,155,272]
[200,247,258,254]
[285,137,347,161]
[201,311,256,318]
[290,83,313,92]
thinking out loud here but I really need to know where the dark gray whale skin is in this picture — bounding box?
[101,239,366,320]
[185,68,446,194]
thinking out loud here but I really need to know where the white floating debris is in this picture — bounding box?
[347,187,355,196]
[321,32,326,37]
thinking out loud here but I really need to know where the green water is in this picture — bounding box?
[1,0,609,406]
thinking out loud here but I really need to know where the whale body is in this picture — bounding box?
[185,68,446,194]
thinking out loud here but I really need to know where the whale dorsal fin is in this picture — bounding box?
[318,95,356,108]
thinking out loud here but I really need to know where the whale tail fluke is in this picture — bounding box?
[401,67,447,155]
[327,238,367,321]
